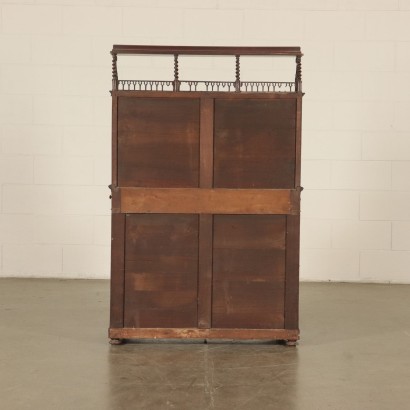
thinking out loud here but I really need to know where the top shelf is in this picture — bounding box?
[110,45,303,93]
[111,45,303,57]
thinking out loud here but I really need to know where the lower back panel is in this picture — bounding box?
[212,215,286,329]
[124,214,199,328]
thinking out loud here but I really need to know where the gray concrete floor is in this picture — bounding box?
[0,280,409,410]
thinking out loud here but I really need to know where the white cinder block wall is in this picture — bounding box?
[0,0,409,283]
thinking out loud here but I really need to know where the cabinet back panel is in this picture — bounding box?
[212,215,286,329]
[117,97,200,187]
[214,99,296,189]
[124,214,199,328]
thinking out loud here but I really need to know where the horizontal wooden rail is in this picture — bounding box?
[109,327,299,340]
[117,187,300,215]
[112,45,302,56]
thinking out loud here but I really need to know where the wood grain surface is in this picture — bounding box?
[111,82,302,341]
[109,327,299,340]
[214,99,296,189]
[120,187,298,214]
[110,213,125,329]
[123,214,199,328]
[212,215,286,329]
[117,97,200,187]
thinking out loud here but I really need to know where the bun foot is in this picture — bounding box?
[109,338,124,345]
[285,339,298,346]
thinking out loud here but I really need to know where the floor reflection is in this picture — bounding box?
[108,340,299,409]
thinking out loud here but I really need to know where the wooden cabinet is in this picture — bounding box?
[109,46,303,345]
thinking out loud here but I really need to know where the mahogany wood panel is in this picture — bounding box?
[120,187,298,214]
[197,98,214,329]
[285,215,300,329]
[113,45,302,56]
[109,327,299,340]
[110,213,125,329]
[212,215,286,329]
[117,97,200,187]
[110,47,302,343]
[123,214,199,328]
[111,95,118,187]
[199,98,214,188]
[295,96,302,187]
[198,215,213,328]
[214,99,296,189]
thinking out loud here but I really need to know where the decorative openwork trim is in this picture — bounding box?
[117,80,296,93]
[111,45,303,94]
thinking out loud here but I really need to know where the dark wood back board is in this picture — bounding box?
[109,46,303,346]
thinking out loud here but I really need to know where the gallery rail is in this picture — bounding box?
[111,45,303,93]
